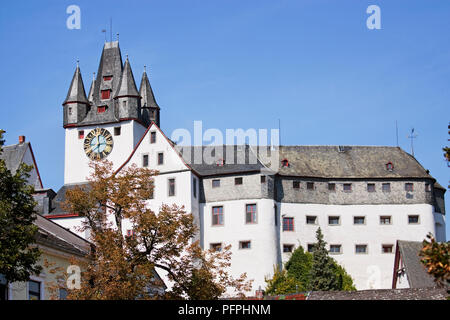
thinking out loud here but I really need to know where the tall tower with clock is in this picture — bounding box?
[62,41,160,184]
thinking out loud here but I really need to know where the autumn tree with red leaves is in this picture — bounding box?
[58,160,251,300]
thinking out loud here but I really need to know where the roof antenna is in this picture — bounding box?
[110,17,113,42]
[117,33,119,42]
[102,29,107,42]
[76,59,79,68]
[407,128,418,157]
[93,72,96,81]
[278,118,281,146]
[144,65,146,73]
[395,120,399,147]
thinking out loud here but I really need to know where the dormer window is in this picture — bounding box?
[386,162,394,171]
[103,75,112,81]
[97,106,107,113]
[101,90,111,100]
[217,158,225,166]
[281,159,289,167]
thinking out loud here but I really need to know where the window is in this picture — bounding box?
[283,217,294,231]
[408,215,419,224]
[78,130,84,139]
[382,244,393,253]
[354,216,365,225]
[328,216,340,225]
[329,245,342,254]
[239,241,251,249]
[307,182,314,190]
[367,183,375,192]
[150,132,156,144]
[28,280,41,300]
[405,183,414,192]
[168,178,175,197]
[281,159,289,167]
[380,216,392,225]
[328,183,336,191]
[235,177,243,185]
[386,162,394,171]
[425,183,431,192]
[114,127,121,136]
[101,89,110,100]
[103,75,112,81]
[306,216,317,225]
[97,106,106,113]
[212,179,220,188]
[283,244,294,253]
[126,229,135,237]
[193,178,197,199]
[293,181,300,189]
[210,243,222,252]
[261,175,266,183]
[307,244,315,253]
[157,152,164,165]
[142,154,149,167]
[246,204,257,224]
[382,183,391,193]
[122,100,127,108]
[212,206,223,226]
[68,107,72,115]
[355,245,368,254]
[216,158,225,166]
[343,183,352,192]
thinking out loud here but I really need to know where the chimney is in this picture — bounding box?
[19,136,25,144]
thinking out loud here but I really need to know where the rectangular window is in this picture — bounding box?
[212,206,223,226]
[123,100,127,108]
[405,183,414,192]
[355,245,368,254]
[193,178,197,199]
[150,132,156,144]
[142,154,149,167]
[114,127,121,136]
[328,216,340,225]
[354,216,365,225]
[78,130,84,139]
[367,183,375,192]
[126,229,135,237]
[328,183,336,191]
[210,243,222,252]
[382,244,393,253]
[68,107,72,115]
[408,215,420,224]
[425,183,431,192]
[103,75,112,81]
[101,90,111,100]
[97,106,106,113]
[157,152,164,165]
[239,241,251,249]
[283,217,294,231]
[28,280,41,300]
[382,183,391,192]
[380,216,392,225]
[343,183,352,192]
[245,204,257,224]
[283,244,294,253]
[306,216,317,225]
[235,177,243,185]
[307,244,315,253]
[212,179,220,188]
[261,175,266,183]
[293,181,300,189]
[168,178,175,197]
[306,182,314,190]
[329,245,342,254]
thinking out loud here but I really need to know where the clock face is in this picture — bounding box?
[83,128,114,160]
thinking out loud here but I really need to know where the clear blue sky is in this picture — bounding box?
[1,1,449,238]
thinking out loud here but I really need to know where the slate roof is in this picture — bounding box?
[42,183,90,216]
[0,142,30,174]
[34,214,91,257]
[63,65,89,105]
[306,287,448,300]
[114,57,139,98]
[397,240,437,288]
[275,145,434,179]
[139,69,159,109]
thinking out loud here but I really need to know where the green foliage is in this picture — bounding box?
[264,266,303,295]
[334,263,356,291]
[310,227,340,291]
[285,245,312,290]
[0,130,41,282]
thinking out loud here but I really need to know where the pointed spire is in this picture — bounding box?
[63,63,89,105]
[114,57,139,98]
[139,66,159,109]
[88,72,96,102]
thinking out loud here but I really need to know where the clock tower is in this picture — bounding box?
[62,41,160,184]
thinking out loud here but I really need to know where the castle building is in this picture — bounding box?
[38,41,446,293]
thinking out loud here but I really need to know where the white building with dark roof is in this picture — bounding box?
[38,41,446,294]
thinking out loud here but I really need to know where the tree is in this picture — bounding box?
[0,130,41,283]
[264,266,302,296]
[310,227,340,291]
[285,245,312,290]
[419,233,449,290]
[61,160,252,300]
